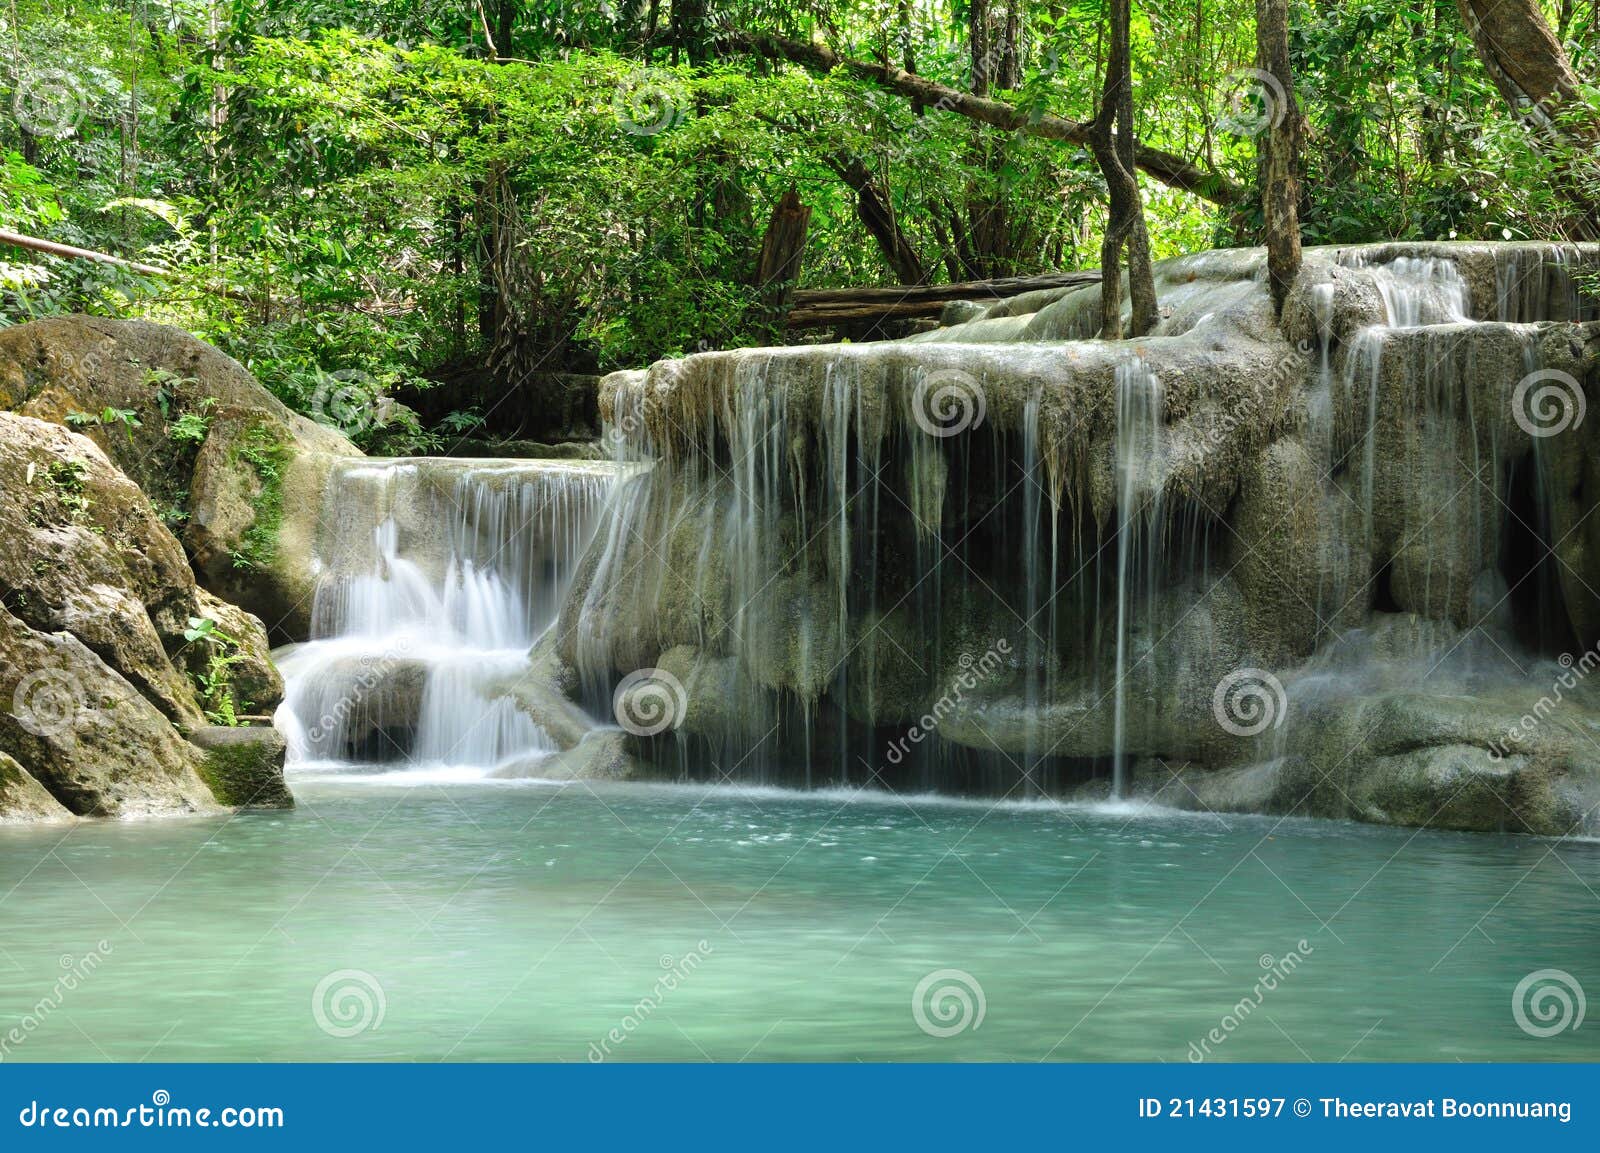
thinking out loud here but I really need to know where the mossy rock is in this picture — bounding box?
[190,726,294,809]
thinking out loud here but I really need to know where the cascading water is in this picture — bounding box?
[442,240,1600,833]
[1111,356,1163,797]
[275,459,616,776]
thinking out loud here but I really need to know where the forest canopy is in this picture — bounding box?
[3,0,1597,446]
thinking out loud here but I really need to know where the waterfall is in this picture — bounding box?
[275,459,616,774]
[1111,356,1163,797]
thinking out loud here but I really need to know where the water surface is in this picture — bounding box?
[1,775,1596,1061]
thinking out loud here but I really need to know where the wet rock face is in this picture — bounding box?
[570,241,1600,835]
[0,316,361,642]
[0,411,288,820]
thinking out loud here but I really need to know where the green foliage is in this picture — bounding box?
[3,0,1596,437]
[65,406,142,440]
[169,399,217,447]
[184,616,249,726]
[230,424,290,572]
[43,459,92,523]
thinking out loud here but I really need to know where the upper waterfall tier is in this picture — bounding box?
[562,240,1600,835]
[275,458,622,772]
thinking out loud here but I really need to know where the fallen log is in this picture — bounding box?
[786,270,1101,328]
[0,228,171,277]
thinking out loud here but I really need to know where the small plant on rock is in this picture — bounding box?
[183,616,251,727]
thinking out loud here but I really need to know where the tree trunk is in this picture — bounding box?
[1456,0,1599,234]
[1090,0,1157,338]
[828,154,927,284]
[970,0,993,96]
[999,0,1021,90]
[755,188,811,318]
[1257,0,1302,315]
[1456,0,1594,137]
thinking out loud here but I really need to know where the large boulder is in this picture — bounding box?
[0,316,360,640]
[0,412,289,819]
